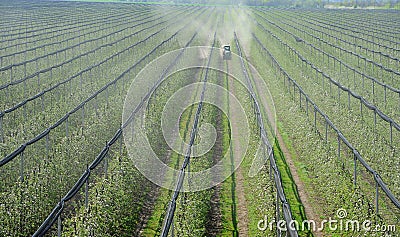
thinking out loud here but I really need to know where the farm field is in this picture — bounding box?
[0,0,399,236]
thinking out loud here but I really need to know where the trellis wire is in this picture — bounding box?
[0,21,181,166]
[253,34,400,216]
[235,33,299,237]
[31,16,201,237]
[252,15,400,148]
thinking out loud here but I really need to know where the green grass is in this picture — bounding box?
[273,125,312,237]
[141,68,203,236]
[218,64,239,237]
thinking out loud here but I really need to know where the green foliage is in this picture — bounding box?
[251,7,400,236]
[2,3,399,237]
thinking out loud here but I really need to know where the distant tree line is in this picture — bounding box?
[121,0,400,8]
[243,0,400,7]
[322,0,400,8]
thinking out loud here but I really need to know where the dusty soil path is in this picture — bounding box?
[137,67,201,236]
[233,31,322,234]
[275,132,323,237]
[205,111,223,236]
[234,167,249,236]
[248,64,323,237]
[227,72,249,237]
[205,65,225,236]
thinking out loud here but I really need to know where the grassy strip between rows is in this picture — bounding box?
[140,67,200,236]
[273,136,311,237]
[231,36,310,236]
[250,23,400,236]
[218,61,239,236]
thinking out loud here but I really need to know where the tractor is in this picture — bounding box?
[223,45,231,60]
